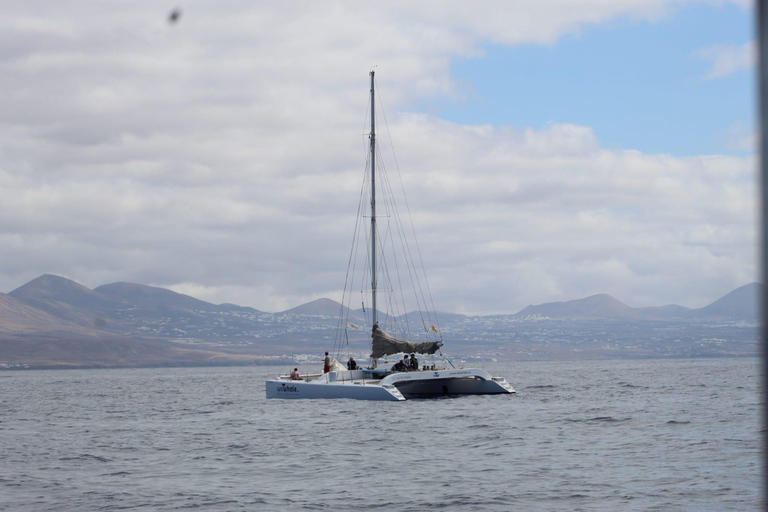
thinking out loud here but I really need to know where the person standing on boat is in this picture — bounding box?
[323,352,331,373]
[290,368,301,380]
[347,357,358,370]
[403,354,410,371]
[410,353,419,371]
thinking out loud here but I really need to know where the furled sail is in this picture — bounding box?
[370,325,442,359]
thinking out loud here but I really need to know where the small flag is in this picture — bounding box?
[431,324,439,334]
[347,322,360,330]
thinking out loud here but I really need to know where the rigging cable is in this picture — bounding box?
[333,142,372,357]
[375,107,436,342]
[375,144,414,340]
[376,77,443,340]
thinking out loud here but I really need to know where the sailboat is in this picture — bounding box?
[265,71,515,400]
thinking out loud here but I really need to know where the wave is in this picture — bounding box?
[60,454,110,463]
[564,416,632,423]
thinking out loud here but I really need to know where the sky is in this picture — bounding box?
[0,0,757,315]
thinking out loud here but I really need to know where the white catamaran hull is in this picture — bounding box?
[381,368,515,398]
[265,370,405,401]
[266,368,514,401]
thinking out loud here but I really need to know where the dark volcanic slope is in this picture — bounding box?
[94,282,220,311]
[689,282,760,321]
[515,284,761,322]
[516,294,636,319]
[280,298,347,316]
[9,274,121,329]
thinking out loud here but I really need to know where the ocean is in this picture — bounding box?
[0,358,760,511]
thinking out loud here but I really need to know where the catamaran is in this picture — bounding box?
[266,71,515,400]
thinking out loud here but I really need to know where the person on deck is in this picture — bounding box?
[410,353,419,371]
[391,358,407,372]
[403,354,410,371]
[290,368,301,380]
[347,357,358,370]
[323,352,331,373]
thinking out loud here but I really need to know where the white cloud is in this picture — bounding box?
[694,40,756,80]
[0,1,757,315]
[721,121,757,151]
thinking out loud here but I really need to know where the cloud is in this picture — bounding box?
[721,121,757,151]
[0,1,757,315]
[694,40,755,80]
[378,116,756,312]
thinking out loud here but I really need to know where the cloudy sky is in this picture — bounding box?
[0,0,756,314]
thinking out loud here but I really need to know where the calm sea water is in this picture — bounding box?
[0,358,760,511]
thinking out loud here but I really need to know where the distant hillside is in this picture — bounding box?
[280,299,372,326]
[0,293,92,334]
[94,282,221,312]
[400,310,469,330]
[689,282,760,321]
[280,298,346,316]
[9,274,123,329]
[515,285,761,322]
[516,294,636,319]
[11,274,102,307]
[0,274,761,367]
[635,304,691,320]
[4,275,270,342]
[219,303,262,313]
[0,275,282,367]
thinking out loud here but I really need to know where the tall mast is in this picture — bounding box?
[370,70,378,328]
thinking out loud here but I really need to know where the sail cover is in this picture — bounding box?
[371,326,442,359]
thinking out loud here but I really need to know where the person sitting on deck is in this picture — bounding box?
[347,357,358,370]
[409,353,419,371]
[391,357,408,372]
[290,368,301,380]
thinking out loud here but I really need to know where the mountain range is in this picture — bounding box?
[514,283,759,321]
[0,274,760,368]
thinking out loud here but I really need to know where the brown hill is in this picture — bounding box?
[0,293,92,334]
[9,274,122,329]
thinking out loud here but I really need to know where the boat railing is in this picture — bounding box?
[278,372,322,381]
